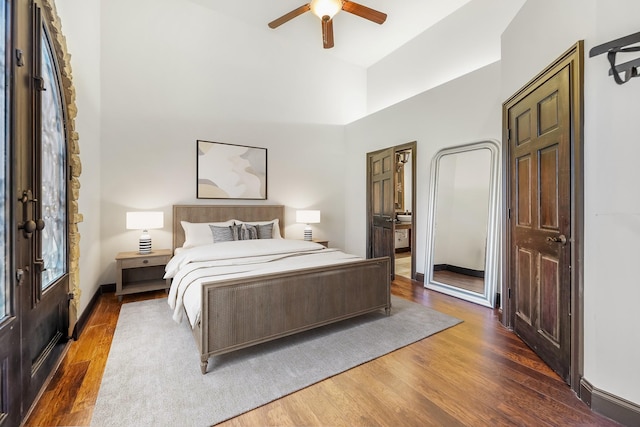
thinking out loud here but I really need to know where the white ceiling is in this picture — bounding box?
[187,0,473,68]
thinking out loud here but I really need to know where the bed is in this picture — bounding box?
[167,204,391,374]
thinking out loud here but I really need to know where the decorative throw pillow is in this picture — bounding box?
[228,224,243,241]
[257,223,273,239]
[233,219,282,239]
[228,224,258,241]
[240,224,259,240]
[182,220,234,247]
[209,225,235,243]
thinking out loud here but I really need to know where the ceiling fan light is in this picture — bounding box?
[310,0,342,20]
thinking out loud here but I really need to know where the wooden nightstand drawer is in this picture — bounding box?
[119,254,169,269]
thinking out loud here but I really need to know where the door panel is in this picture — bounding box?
[539,145,559,229]
[540,255,559,342]
[0,1,70,424]
[0,1,22,424]
[368,148,395,278]
[20,1,69,407]
[508,65,571,382]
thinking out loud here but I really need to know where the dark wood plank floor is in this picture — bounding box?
[25,277,619,426]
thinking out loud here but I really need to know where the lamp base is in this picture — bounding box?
[139,230,152,254]
[304,226,312,241]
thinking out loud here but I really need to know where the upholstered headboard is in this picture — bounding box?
[172,205,285,250]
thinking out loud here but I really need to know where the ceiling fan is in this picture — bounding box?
[268,0,387,49]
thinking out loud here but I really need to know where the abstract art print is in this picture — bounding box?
[197,140,267,199]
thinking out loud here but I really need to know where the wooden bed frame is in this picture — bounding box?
[172,204,391,374]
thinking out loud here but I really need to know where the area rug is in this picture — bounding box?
[91,296,461,427]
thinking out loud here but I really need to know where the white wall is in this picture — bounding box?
[502,0,640,407]
[100,0,365,126]
[55,0,102,315]
[344,61,502,273]
[587,0,640,407]
[366,0,525,115]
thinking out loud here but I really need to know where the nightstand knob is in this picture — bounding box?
[143,259,149,264]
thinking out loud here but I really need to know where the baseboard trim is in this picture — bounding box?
[71,283,115,340]
[433,263,484,278]
[580,378,640,426]
[415,272,425,282]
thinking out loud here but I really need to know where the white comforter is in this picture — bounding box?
[165,239,361,328]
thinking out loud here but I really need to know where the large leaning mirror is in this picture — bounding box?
[425,139,500,308]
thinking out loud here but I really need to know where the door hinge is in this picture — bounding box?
[15,49,24,67]
[67,292,74,301]
[507,129,511,142]
[33,76,46,91]
[16,268,25,285]
[508,208,511,219]
[508,288,511,299]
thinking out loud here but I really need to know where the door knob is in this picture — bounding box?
[546,234,567,245]
[19,219,37,234]
[18,190,45,238]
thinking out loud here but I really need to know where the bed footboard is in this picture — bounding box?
[196,257,391,374]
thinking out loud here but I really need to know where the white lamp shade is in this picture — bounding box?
[310,0,342,19]
[296,210,321,224]
[126,211,164,230]
[126,211,164,254]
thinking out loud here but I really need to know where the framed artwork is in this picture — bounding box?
[197,140,267,199]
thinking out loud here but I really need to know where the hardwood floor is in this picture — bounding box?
[25,278,619,426]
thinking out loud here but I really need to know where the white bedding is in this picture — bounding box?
[165,239,361,328]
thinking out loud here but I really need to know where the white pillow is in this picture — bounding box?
[181,220,234,248]
[233,219,282,239]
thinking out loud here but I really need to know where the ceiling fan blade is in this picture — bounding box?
[268,4,311,29]
[341,1,387,25]
[322,17,334,49]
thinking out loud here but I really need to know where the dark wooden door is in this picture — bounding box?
[0,3,21,423]
[0,2,70,424]
[507,65,571,382]
[367,148,395,278]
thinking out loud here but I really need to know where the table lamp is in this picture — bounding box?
[126,211,164,254]
[296,210,321,241]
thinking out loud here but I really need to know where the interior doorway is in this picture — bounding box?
[502,42,584,390]
[366,141,416,280]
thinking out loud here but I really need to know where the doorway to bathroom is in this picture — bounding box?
[366,141,416,280]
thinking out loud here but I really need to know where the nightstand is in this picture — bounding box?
[312,239,329,248]
[115,249,172,301]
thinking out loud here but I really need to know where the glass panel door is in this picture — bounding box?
[39,28,66,291]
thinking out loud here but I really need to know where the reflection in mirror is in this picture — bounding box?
[395,151,410,212]
[425,140,500,308]
[394,148,413,279]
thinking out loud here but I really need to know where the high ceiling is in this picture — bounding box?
[187,0,473,68]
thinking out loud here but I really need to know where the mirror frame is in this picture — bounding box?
[424,139,500,308]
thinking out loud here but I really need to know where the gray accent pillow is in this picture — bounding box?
[209,225,234,243]
[257,223,273,239]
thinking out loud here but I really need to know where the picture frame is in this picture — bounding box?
[197,140,267,200]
